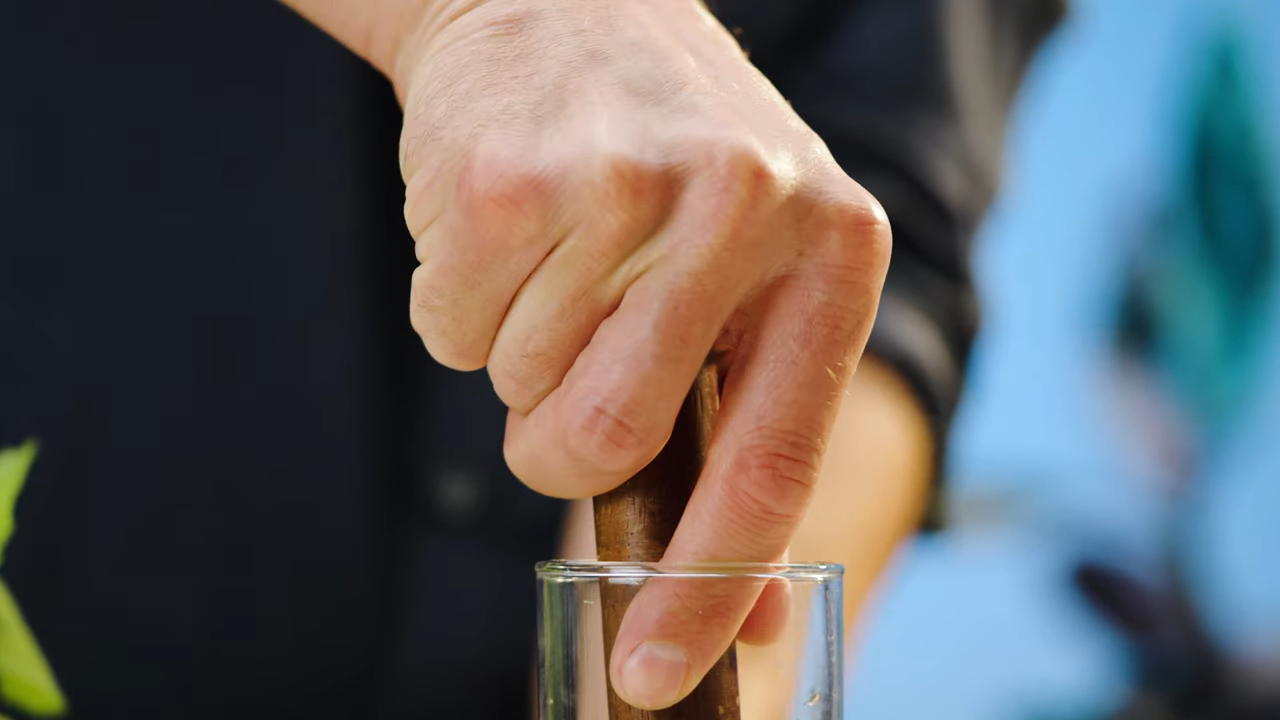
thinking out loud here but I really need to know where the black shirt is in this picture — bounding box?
[0,1,1062,717]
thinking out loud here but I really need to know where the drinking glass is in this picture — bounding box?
[536,561,843,720]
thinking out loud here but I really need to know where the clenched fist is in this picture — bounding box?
[290,0,890,709]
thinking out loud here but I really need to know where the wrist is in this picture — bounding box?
[385,0,715,105]
[383,0,484,103]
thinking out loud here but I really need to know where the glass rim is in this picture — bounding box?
[535,560,843,580]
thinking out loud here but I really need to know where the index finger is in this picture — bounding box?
[606,198,890,710]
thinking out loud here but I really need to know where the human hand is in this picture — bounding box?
[396,0,889,709]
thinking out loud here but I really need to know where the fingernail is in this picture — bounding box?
[619,642,689,709]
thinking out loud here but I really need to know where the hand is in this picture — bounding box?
[292,0,890,709]
[394,0,890,709]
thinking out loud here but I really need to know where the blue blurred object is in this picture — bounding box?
[1116,29,1278,444]
[846,2,1280,719]
[1069,23,1280,720]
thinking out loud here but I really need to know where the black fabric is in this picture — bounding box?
[1,0,1058,717]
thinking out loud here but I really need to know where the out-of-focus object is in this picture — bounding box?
[0,440,68,718]
[1115,28,1277,457]
[1071,561,1280,720]
[1068,23,1280,720]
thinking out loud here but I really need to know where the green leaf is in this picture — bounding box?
[0,441,68,717]
[0,579,66,717]
[0,440,39,565]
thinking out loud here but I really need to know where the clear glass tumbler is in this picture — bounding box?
[536,561,843,720]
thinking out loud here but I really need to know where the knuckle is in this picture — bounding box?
[456,145,558,228]
[407,264,442,336]
[722,426,824,536]
[589,152,676,245]
[821,188,893,272]
[708,137,769,176]
[599,152,668,207]
[488,349,558,414]
[408,265,486,371]
[562,395,657,473]
[702,138,778,203]
[733,425,825,491]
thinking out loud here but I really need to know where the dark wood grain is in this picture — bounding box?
[593,364,742,720]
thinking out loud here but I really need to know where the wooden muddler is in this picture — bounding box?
[592,364,742,720]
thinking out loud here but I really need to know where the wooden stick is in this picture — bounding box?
[593,364,742,720]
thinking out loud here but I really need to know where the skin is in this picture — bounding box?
[560,357,933,718]
[281,0,932,711]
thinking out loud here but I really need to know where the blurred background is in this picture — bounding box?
[846,0,1280,718]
